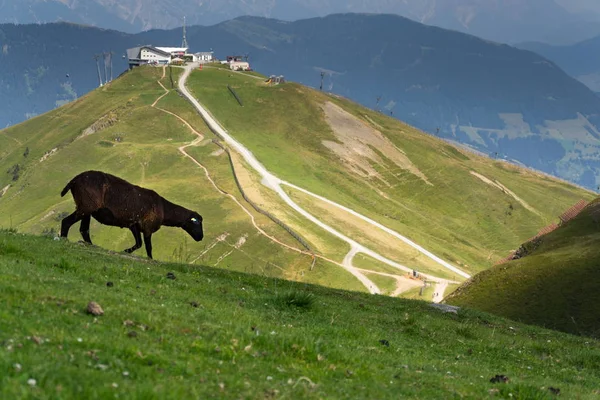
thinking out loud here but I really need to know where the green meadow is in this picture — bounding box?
[1,231,599,399]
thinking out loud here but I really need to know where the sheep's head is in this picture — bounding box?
[182,212,204,241]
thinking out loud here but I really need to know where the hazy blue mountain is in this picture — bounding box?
[0,23,133,127]
[518,36,600,93]
[3,0,600,45]
[3,14,600,188]
[0,0,136,32]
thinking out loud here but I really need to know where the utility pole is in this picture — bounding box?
[103,52,109,85]
[94,54,103,87]
[320,71,325,91]
[108,51,114,82]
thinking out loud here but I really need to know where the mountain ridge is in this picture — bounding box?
[518,35,600,93]
[3,0,600,44]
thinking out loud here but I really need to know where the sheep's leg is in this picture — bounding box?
[79,215,92,244]
[124,225,142,254]
[60,212,83,238]
[143,234,153,259]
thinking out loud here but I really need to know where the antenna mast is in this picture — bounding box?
[103,52,109,84]
[182,16,188,49]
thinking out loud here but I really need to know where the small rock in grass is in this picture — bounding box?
[123,320,135,327]
[106,282,114,287]
[27,379,36,386]
[489,375,509,383]
[127,331,138,338]
[31,336,42,345]
[166,272,176,280]
[86,302,104,316]
[379,339,390,347]
[549,387,561,395]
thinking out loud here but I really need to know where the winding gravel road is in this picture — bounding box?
[177,64,470,293]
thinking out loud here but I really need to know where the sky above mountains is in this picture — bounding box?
[3,0,600,45]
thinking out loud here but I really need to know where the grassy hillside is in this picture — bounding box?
[0,66,363,293]
[0,64,595,296]
[186,66,594,277]
[446,198,600,338]
[1,230,600,399]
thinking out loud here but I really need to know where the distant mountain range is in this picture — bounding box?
[3,14,600,188]
[519,35,600,94]
[3,0,600,44]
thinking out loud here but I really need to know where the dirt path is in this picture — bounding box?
[177,63,472,293]
[470,171,540,216]
[354,267,423,297]
[150,67,317,263]
[282,182,471,280]
[150,68,384,279]
[432,281,448,304]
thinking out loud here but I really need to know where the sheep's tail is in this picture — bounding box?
[60,180,73,197]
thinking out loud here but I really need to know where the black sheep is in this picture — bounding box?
[60,170,203,259]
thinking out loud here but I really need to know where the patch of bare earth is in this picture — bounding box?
[77,103,133,139]
[39,148,58,163]
[470,171,540,215]
[392,277,423,297]
[79,112,119,139]
[1,185,10,197]
[321,102,431,185]
[40,210,56,222]
[362,269,423,296]
[234,234,248,249]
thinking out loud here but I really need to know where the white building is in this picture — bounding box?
[230,61,250,71]
[194,52,214,63]
[127,45,189,68]
[155,47,188,57]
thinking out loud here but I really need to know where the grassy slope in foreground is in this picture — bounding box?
[187,67,594,275]
[446,198,600,338]
[1,231,600,399]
